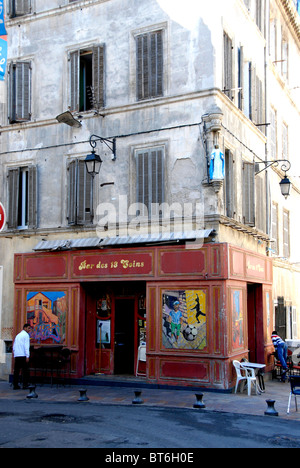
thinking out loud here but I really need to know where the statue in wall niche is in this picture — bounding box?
[209,145,225,181]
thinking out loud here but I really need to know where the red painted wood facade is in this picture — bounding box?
[14,243,273,390]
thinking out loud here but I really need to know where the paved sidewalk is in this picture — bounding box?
[0,378,298,421]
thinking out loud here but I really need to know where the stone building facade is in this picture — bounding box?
[0,0,299,385]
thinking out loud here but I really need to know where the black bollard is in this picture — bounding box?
[264,399,278,416]
[132,390,144,405]
[26,385,38,399]
[78,388,89,402]
[193,393,206,409]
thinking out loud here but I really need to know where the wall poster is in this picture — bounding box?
[26,291,67,344]
[162,290,207,350]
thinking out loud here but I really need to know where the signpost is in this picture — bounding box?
[0,203,6,232]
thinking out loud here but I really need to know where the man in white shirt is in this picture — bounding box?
[12,324,32,390]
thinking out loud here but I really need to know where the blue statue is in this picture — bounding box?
[209,145,225,181]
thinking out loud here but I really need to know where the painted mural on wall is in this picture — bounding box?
[26,292,67,344]
[232,290,244,349]
[162,290,207,350]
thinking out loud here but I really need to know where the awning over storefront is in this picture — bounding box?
[33,229,216,251]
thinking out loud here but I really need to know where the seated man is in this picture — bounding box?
[271,331,288,382]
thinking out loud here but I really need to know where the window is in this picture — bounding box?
[283,209,290,258]
[69,45,105,112]
[281,36,289,81]
[7,166,37,229]
[135,147,165,217]
[223,32,233,100]
[8,62,31,124]
[8,0,31,18]
[242,161,255,226]
[282,122,288,160]
[244,63,265,129]
[255,175,266,232]
[271,202,279,255]
[67,159,93,225]
[269,107,277,160]
[224,149,235,218]
[136,30,163,101]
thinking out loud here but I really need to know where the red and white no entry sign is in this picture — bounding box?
[0,203,6,232]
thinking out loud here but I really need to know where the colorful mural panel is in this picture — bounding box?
[26,291,67,344]
[162,290,207,350]
[232,290,244,349]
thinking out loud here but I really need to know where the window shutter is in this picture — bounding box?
[7,168,20,229]
[92,45,105,109]
[9,0,31,17]
[136,147,164,217]
[283,210,290,258]
[70,50,80,112]
[16,62,31,121]
[137,30,163,100]
[27,165,38,229]
[255,175,265,232]
[223,32,233,99]
[9,62,31,123]
[150,31,163,98]
[137,34,149,100]
[67,160,77,225]
[225,150,235,218]
[77,160,93,225]
[238,46,244,111]
[271,203,278,255]
[243,162,255,226]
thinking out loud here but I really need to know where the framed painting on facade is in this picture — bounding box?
[26,291,67,345]
[162,289,207,350]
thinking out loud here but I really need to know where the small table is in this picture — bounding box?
[242,362,266,393]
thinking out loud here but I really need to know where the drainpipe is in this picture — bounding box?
[265,0,271,247]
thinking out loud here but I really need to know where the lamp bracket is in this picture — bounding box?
[255,159,291,176]
[89,134,116,161]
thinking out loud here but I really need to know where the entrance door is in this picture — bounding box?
[247,284,264,363]
[114,299,135,374]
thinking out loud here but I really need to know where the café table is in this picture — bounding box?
[241,362,266,394]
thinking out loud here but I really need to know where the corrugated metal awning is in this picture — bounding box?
[33,229,216,252]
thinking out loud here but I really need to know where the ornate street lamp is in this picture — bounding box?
[85,150,102,178]
[255,159,292,199]
[85,134,116,177]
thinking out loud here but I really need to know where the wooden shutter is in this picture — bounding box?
[7,168,20,229]
[150,31,163,98]
[223,32,233,99]
[243,162,255,226]
[137,34,149,100]
[67,160,93,225]
[255,175,265,232]
[225,150,235,218]
[67,160,77,225]
[137,30,163,100]
[70,50,80,112]
[271,203,279,255]
[136,147,164,217]
[9,62,31,123]
[27,165,38,229]
[93,45,105,109]
[283,209,290,258]
[77,160,92,225]
[9,0,31,17]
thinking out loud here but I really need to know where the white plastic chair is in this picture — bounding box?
[136,344,146,376]
[241,363,259,396]
[233,360,247,394]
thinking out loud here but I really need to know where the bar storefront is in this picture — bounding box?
[13,242,274,390]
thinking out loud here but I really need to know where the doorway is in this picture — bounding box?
[114,299,135,374]
[247,283,264,363]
